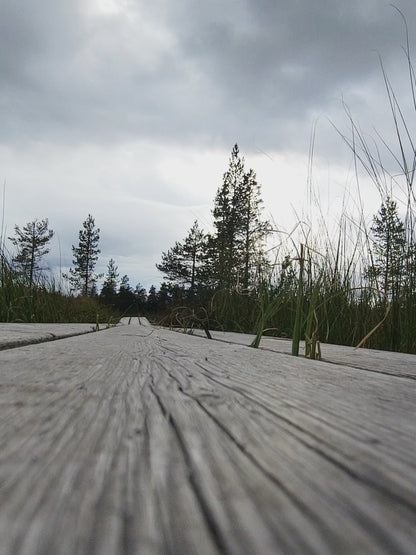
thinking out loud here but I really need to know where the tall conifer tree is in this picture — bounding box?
[117,275,137,312]
[9,219,54,287]
[365,197,406,296]
[100,258,119,305]
[67,214,101,296]
[365,197,407,351]
[210,144,270,289]
[156,220,206,294]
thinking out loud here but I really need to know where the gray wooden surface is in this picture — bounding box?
[0,323,97,351]
[188,328,416,377]
[1,319,415,554]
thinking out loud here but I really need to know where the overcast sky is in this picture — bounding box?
[1,0,415,290]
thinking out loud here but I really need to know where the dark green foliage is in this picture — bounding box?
[8,219,54,287]
[238,168,272,289]
[115,274,137,313]
[146,285,158,313]
[100,258,119,306]
[209,144,270,289]
[156,220,207,295]
[211,144,245,288]
[67,214,101,296]
[157,144,270,300]
[365,198,406,296]
[134,283,147,306]
[99,271,148,316]
[156,282,186,312]
[364,197,413,351]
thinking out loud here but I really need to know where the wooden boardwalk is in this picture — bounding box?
[1,319,415,554]
[0,322,97,351]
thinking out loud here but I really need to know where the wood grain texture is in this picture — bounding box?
[1,321,415,554]
[0,323,98,351]
[188,328,416,377]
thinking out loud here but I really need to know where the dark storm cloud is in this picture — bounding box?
[167,0,416,147]
[1,0,415,151]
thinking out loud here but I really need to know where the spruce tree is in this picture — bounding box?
[365,197,406,296]
[117,275,137,312]
[365,197,407,351]
[9,219,54,287]
[211,144,245,288]
[135,283,147,308]
[238,168,271,289]
[120,274,130,290]
[67,214,101,296]
[100,258,119,305]
[210,144,270,289]
[146,285,158,312]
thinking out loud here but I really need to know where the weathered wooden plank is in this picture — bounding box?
[1,321,415,554]
[186,328,416,377]
[156,332,416,551]
[0,323,99,351]
[0,323,220,555]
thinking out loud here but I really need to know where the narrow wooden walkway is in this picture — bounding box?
[1,319,415,554]
[0,322,97,351]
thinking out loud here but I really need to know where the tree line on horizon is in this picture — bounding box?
[2,143,416,353]
[1,144,272,317]
[2,213,148,315]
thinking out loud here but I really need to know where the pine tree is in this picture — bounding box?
[67,214,101,296]
[156,220,207,294]
[100,258,119,305]
[9,219,54,287]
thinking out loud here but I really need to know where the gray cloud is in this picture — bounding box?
[1,0,414,149]
[1,0,416,288]
[165,1,416,145]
